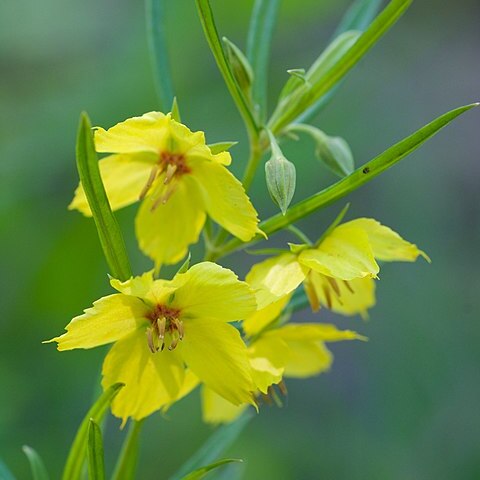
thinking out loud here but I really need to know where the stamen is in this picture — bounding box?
[163,164,178,185]
[172,318,184,340]
[304,279,320,312]
[278,380,288,396]
[150,183,177,211]
[326,277,341,297]
[146,327,157,353]
[139,165,159,200]
[343,280,355,294]
[322,284,333,309]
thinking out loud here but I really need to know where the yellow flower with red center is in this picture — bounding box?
[46,262,257,424]
[70,112,261,268]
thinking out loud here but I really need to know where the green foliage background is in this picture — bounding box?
[1,0,479,478]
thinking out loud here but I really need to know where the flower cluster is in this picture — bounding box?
[48,112,427,425]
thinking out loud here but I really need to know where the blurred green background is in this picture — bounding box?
[1,0,479,478]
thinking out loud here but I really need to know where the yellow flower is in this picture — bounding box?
[245,218,429,320]
[46,262,257,424]
[185,284,363,425]
[69,112,261,268]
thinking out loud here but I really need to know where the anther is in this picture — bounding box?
[343,280,355,294]
[322,284,333,309]
[326,277,341,297]
[163,164,178,185]
[139,165,159,200]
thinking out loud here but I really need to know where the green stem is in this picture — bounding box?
[195,0,259,143]
[241,139,264,192]
[287,225,312,245]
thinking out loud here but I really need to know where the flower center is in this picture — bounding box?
[139,150,192,210]
[146,304,183,353]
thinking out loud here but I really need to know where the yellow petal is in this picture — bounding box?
[135,177,206,268]
[201,387,246,425]
[309,271,376,319]
[102,331,185,423]
[69,153,156,216]
[172,262,256,322]
[246,253,307,308]
[299,226,379,280]
[243,293,292,337]
[341,218,430,262]
[47,294,149,351]
[94,112,169,154]
[268,323,366,342]
[249,336,288,394]
[283,341,332,378]
[110,271,154,298]
[190,158,260,241]
[179,319,254,406]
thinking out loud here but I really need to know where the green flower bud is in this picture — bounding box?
[223,37,254,97]
[265,131,296,215]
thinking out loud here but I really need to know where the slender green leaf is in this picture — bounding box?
[246,0,280,121]
[62,383,124,480]
[176,252,191,275]
[315,203,350,246]
[195,0,258,139]
[208,461,245,480]
[0,459,16,480]
[76,113,132,281]
[22,446,49,480]
[299,0,383,121]
[169,411,254,480]
[87,420,105,480]
[171,97,181,122]
[146,0,174,110]
[269,0,412,133]
[208,142,238,154]
[111,420,145,480]
[216,103,478,258]
[181,459,242,480]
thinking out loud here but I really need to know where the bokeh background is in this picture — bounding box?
[1,0,479,478]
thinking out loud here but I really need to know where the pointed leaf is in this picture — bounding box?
[146,0,174,110]
[62,383,124,480]
[22,447,49,480]
[216,104,478,257]
[246,0,280,121]
[207,142,238,154]
[181,459,242,480]
[169,411,254,480]
[87,420,105,480]
[171,97,181,122]
[75,112,132,281]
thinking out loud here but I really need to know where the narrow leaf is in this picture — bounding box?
[76,112,132,281]
[299,0,383,122]
[195,0,258,138]
[169,411,254,480]
[315,203,350,246]
[208,142,238,154]
[87,420,106,480]
[0,459,16,480]
[269,0,413,133]
[111,419,145,480]
[171,97,181,122]
[62,383,124,480]
[146,0,174,110]
[181,459,242,480]
[22,447,49,480]
[176,252,191,275]
[246,0,280,121]
[217,103,478,257]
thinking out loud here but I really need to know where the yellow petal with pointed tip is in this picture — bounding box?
[249,336,288,394]
[110,271,155,298]
[201,387,246,425]
[243,293,292,337]
[309,271,376,319]
[135,177,206,268]
[180,319,254,406]
[47,294,149,351]
[173,262,256,322]
[190,158,260,241]
[102,331,185,423]
[268,323,366,342]
[342,218,430,262]
[246,253,307,308]
[94,112,169,154]
[69,153,156,216]
[299,227,379,280]
[283,341,332,378]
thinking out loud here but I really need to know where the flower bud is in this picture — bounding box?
[223,37,253,98]
[265,132,296,215]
